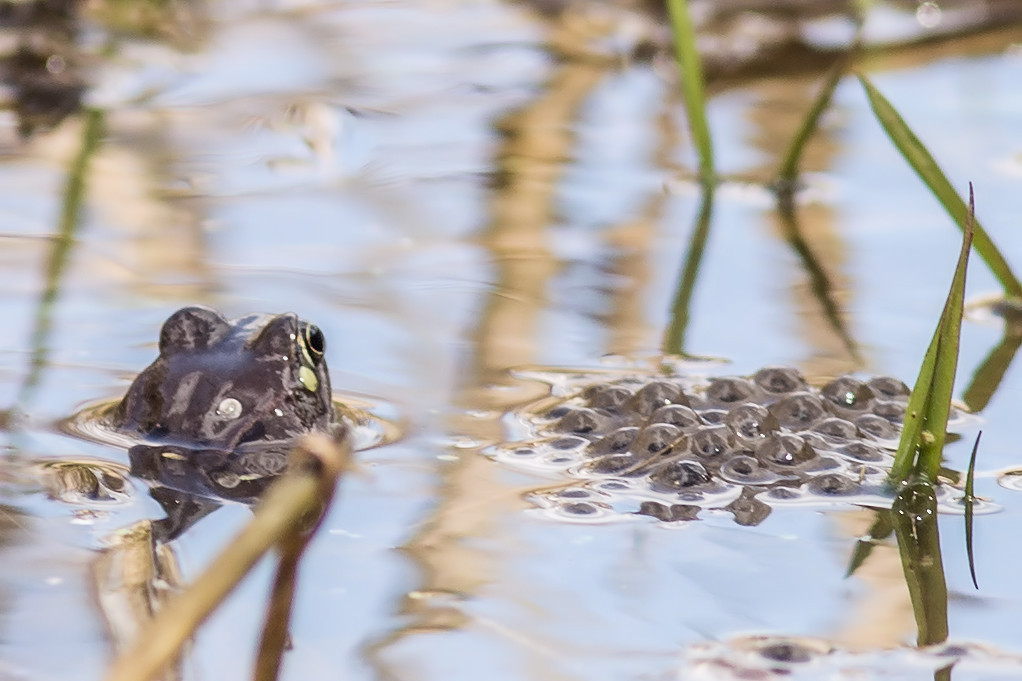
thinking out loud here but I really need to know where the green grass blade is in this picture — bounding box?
[889,186,974,484]
[964,431,981,589]
[858,75,1022,299]
[775,46,857,189]
[666,0,714,183]
[892,482,949,646]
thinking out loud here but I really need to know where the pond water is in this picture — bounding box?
[2,1,1022,680]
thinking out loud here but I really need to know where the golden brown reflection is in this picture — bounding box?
[390,26,621,661]
[743,75,860,377]
[90,520,184,666]
[832,508,916,650]
[91,135,214,303]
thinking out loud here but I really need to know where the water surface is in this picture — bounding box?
[2,1,1022,679]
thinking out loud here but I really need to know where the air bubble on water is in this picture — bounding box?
[868,376,910,400]
[545,405,571,420]
[758,433,816,467]
[753,366,807,395]
[589,426,640,457]
[725,403,779,442]
[636,500,699,522]
[698,409,728,425]
[873,400,906,424]
[581,384,633,412]
[720,455,786,485]
[810,417,857,442]
[585,454,643,475]
[548,436,588,451]
[764,486,803,501]
[855,414,898,442]
[648,460,710,492]
[807,455,844,473]
[634,423,683,456]
[553,407,603,434]
[556,488,592,499]
[534,500,616,523]
[690,426,733,462]
[821,377,875,414]
[705,376,754,406]
[563,502,599,515]
[596,479,631,491]
[770,392,826,429]
[806,473,859,496]
[627,381,686,416]
[648,404,703,430]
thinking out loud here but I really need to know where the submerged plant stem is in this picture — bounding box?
[104,431,351,681]
[892,482,949,646]
[255,434,349,681]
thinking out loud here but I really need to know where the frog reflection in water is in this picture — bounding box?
[115,306,337,540]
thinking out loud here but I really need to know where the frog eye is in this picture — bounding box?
[301,324,325,363]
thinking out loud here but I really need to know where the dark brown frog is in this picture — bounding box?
[114,305,334,450]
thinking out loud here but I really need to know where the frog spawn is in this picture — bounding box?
[489,368,919,525]
[679,635,1022,679]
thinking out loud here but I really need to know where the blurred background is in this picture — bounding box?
[2,1,1022,679]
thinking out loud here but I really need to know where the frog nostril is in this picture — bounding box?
[216,397,243,420]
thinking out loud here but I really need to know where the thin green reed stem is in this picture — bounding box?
[775,45,857,189]
[889,188,973,484]
[859,76,1022,299]
[666,0,714,184]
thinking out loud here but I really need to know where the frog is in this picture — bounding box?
[113,305,334,450]
[110,306,336,538]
